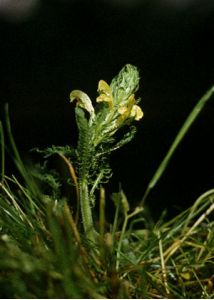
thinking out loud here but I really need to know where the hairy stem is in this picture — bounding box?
[79,176,96,243]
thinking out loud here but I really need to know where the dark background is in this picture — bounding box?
[1,0,214,218]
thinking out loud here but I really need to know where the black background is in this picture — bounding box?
[1,0,214,218]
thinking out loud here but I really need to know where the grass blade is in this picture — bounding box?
[141,85,214,205]
[0,121,5,181]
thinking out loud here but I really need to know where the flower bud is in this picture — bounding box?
[110,64,140,105]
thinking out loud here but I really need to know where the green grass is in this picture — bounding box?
[0,66,214,298]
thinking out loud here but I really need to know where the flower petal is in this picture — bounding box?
[96,80,113,106]
[70,90,94,115]
[131,105,144,121]
[118,106,128,115]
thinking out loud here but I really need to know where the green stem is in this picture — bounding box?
[79,176,96,242]
[116,213,128,271]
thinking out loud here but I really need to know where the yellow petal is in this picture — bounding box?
[96,80,113,106]
[118,106,128,115]
[131,105,144,121]
[127,94,136,106]
[118,95,135,117]
[98,80,112,97]
[118,94,143,122]
[70,90,94,115]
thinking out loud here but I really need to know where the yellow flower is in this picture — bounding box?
[96,80,113,107]
[117,94,143,123]
[130,104,144,121]
[117,106,127,115]
[70,90,95,117]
